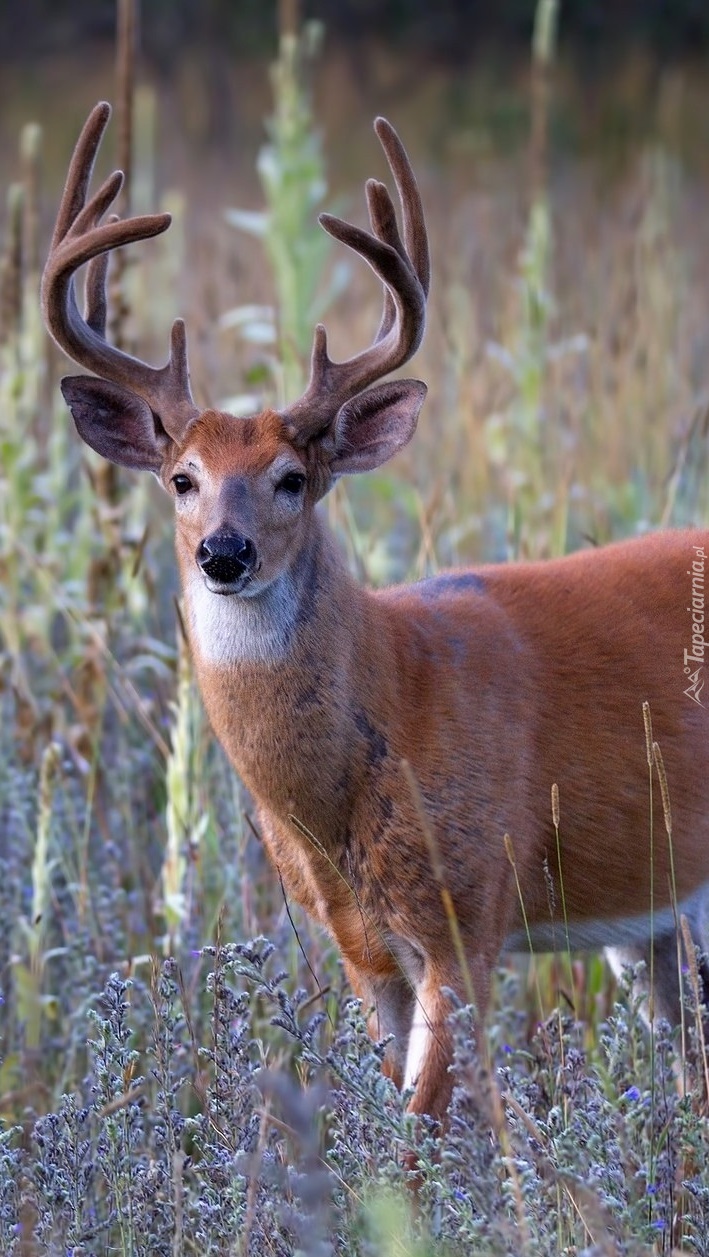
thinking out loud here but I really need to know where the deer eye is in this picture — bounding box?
[276,471,306,495]
[172,473,194,496]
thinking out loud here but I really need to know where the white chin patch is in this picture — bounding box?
[184,569,296,666]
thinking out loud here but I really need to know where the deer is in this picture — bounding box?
[42,102,709,1125]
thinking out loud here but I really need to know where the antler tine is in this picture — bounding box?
[365,179,403,342]
[281,118,428,444]
[85,251,109,335]
[42,102,199,440]
[84,211,124,336]
[373,117,430,298]
[69,169,124,241]
[50,102,111,250]
[350,121,429,346]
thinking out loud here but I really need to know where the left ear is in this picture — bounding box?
[329,379,427,476]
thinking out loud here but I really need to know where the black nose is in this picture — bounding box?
[197,532,257,584]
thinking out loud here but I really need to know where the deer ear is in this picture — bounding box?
[329,379,427,476]
[60,375,170,472]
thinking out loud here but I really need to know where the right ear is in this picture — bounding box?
[60,376,170,473]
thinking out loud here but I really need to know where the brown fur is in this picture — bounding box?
[174,416,708,1120]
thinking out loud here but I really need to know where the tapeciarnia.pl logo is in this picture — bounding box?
[684,544,706,705]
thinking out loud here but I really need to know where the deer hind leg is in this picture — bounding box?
[348,940,494,1122]
[605,887,709,1030]
[403,955,493,1123]
[403,986,454,1119]
[345,960,457,1120]
[343,958,417,1090]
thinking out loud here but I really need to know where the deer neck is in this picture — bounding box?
[180,513,374,834]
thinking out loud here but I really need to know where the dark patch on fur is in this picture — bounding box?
[378,796,394,824]
[354,708,388,767]
[336,767,351,802]
[294,684,319,713]
[294,534,323,628]
[447,634,469,664]
[415,570,485,598]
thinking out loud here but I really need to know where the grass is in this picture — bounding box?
[1,12,709,1256]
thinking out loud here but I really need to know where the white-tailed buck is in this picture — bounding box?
[43,103,709,1122]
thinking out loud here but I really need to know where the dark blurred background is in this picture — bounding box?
[2,0,709,65]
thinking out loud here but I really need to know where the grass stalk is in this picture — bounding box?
[652,738,685,1063]
[504,832,545,1022]
[551,781,577,1014]
[109,0,136,355]
[679,914,709,1103]
[224,17,339,409]
[642,703,656,1026]
[21,742,61,1053]
[0,183,23,346]
[642,702,658,1222]
[163,611,204,953]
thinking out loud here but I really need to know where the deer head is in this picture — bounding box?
[42,102,430,601]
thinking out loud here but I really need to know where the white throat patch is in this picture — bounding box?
[184,569,297,666]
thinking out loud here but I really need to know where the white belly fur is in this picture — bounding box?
[503,886,709,953]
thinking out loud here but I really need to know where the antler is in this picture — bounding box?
[282,117,430,444]
[41,101,199,440]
